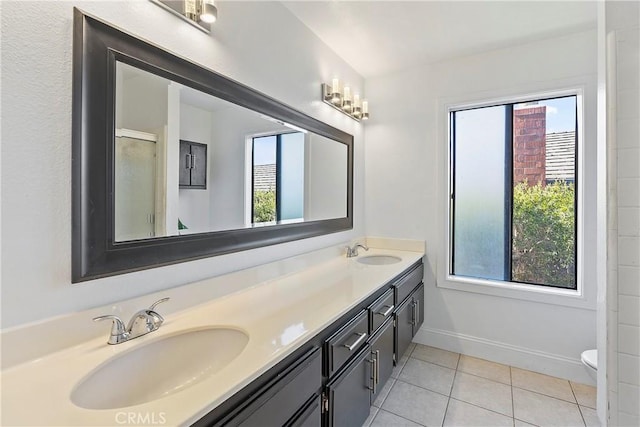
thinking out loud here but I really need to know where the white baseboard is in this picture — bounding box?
[414,326,596,386]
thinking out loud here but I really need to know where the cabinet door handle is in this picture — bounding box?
[369,352,378,394]
[412,299,420,327]
[377,305,394,317]
[191,155,196,169]
[185,154,192,169]
[375,349,380,386]
[411,300,417,326]
[343,332,367,351]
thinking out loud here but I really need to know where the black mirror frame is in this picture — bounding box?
[72,9,353,283]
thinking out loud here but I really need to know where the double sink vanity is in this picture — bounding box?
[1,245,425,426]
[1,9,427,426]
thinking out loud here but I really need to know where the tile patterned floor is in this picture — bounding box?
[364,344,598,427]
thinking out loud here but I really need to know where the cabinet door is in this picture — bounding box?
[395,297,413,364]
[412,283,425,337]
[368,317,394,403]
[190,142,207,188]
[179,140,191,187]
[327,344,372,427]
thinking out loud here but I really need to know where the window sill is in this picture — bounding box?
[437,274,596,310]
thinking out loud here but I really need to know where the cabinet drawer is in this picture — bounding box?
[368,288,394,335]
[325,309,369,377]
[286,395,321,427]
[394,263,423,305]
[230,348,321,427]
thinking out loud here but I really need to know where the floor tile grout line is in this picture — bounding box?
[407,355,458,373]
[514,417,542,427]
[410,355,460,371]
[570,381,588,427]
[512,384,582,405]
[455,367,513,386]
[576,404,589,427]
[440,355,460,427]
[376,407,428,426]
[394,377,452,400]
[447,396,518,421]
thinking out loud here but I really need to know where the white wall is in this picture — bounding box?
[605,2,640,425]
[0,1,365,328]
[305,133,348,221]
[365,29,599,383]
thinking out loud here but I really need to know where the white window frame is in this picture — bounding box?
[438,86,595,310]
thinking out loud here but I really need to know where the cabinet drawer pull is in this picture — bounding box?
[343,332,367,351]
[377,305,394,317]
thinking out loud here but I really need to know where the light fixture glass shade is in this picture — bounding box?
[200,0,217,23]
[352,94,361,118]
[342,86,352,112]
[330,78,342,106]
[321,80,369,122]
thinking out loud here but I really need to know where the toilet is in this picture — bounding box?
[581,349,598,381]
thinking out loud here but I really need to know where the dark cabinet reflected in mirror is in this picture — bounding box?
[72,9,353,282]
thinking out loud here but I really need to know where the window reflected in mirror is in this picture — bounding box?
[114,61,348,242]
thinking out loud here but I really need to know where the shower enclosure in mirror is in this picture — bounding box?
[72,9,353,282]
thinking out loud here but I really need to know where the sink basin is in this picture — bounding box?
[357,255,402,265]
[71,327,249,409]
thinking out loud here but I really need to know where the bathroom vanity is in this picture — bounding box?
[0,245,425,426]
[197,258,424,427]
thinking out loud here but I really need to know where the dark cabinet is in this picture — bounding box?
[287,395,322,427]
[394,283,425,363]
[325,345,372,427]
[212,348,321,427]
[193,260,425,427]
[413,283,425,333]
[394,264,424,306]
[395,297,414,362]
[368,317,394,403]
[180,140,207,189]
[368,288,394,335]
[325,310,368,378]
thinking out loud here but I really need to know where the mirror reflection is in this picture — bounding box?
[114,62,348,242]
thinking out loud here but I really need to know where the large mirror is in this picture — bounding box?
[72,10,353,282]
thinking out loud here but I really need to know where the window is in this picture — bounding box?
[450,95,578,289]
[251,132,305,224]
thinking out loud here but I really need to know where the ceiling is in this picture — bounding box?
[282,1,598,78]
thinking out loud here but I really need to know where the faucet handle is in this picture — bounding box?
[149,297,170,311]
[146,297,170,327]
[93,315,128,344]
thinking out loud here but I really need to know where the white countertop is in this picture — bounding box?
[1,246,423,426]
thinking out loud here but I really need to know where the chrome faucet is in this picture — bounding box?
[93,297,170,345]
[346,243,369,258]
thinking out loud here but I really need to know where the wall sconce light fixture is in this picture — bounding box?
[322,79,369,122]
[151,0,217,33]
